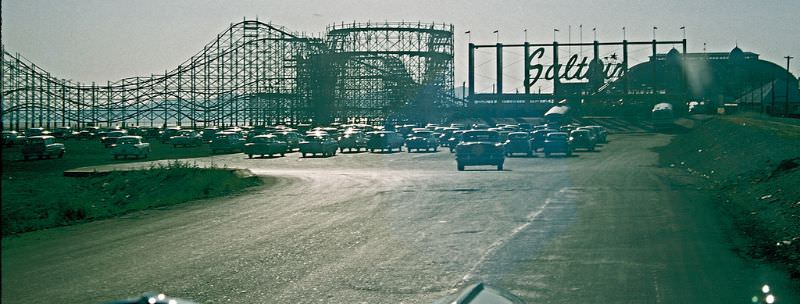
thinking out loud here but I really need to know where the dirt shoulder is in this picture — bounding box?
[656,113,800,279]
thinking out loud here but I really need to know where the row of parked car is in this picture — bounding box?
[452,123,608,171]
[3,122,608,166]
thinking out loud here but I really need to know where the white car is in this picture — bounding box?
[111,136,151,159]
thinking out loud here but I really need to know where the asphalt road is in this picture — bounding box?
[3,133,798,303]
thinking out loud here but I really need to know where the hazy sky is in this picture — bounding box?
[3,0,799,91]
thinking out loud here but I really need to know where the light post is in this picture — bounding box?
[653,26,658,40]
[553,28,559,42]
[785,56,794,116]
[622,26,626,40]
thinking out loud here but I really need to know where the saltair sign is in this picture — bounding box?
[466,38,687,103]
[527,47,624,86]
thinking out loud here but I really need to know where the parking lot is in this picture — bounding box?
[4,129,798,304]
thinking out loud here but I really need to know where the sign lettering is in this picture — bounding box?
[527,47,625,88]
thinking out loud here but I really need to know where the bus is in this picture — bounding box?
[544,105,570,127]
[652,103,675,130]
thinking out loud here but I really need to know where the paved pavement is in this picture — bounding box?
[3,133,798,303]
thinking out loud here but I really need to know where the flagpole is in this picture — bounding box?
[579,24,583,57]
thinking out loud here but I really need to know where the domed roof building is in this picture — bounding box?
[599,46,798,115]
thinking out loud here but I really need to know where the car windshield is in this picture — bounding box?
[462,131,500,142]
[547,133,568,140]
[507,133,528,139]
[412,131,432,137]
[252,137,275,143]
[117,138,138,145]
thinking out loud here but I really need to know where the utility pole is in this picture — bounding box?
[785,56,794,116]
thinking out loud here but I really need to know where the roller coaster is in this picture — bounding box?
[1,19,456,130]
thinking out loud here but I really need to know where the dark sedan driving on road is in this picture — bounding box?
[455,130,505,171]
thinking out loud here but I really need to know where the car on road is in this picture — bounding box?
[210,131,245,153]
[337,129,367,152]
[366,131,404,152]
[101,130,129,148]
[455,130,505,171]
[22,135,64,160]
[299,134,338,157]
[405,130,439,152]
[169,130,204,147]
[504,132,533,157]
[244,134,289,158]
[569,129,596,151]
[543,132,573,157]
[2,130,26,146]
[111,136,151,159]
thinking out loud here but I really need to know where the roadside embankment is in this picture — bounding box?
[657,113,800,279]
[2,161,264,237]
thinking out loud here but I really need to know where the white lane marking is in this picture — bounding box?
[455,187,569,287]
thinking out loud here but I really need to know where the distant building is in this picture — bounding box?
[602,47,799,115]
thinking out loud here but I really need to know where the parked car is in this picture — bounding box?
[160,126,182,143]
[271,131,302,151]
[450,123,467,130]
[2,130,26,146]
[111,136,151,159]
[569,129,596,151]
[471,123,491,130]
[52,126,74,139]
[22,135,65,160]
[584,125,608,143]
[210,131,245,153]
[101,130,129,148]
[366,131,404,152]
[299,134,338,157]
[405,130,439,152]
[455,130,505,171]
[169,130,204,147]
[25,127,50,138]
[76,127,101,140]
[438,127,458,147]
[530,129,557,152]
[244,134,289,158]
[201,127,219,142]
[447,130,465,153]
[337,130,367,152]
[505,132,533,157]
[543,132,573,157]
